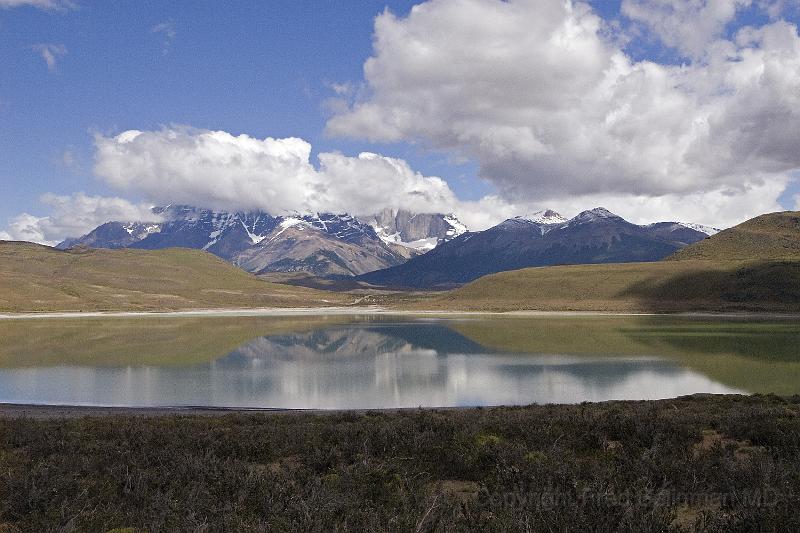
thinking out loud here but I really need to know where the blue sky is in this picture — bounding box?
[2,0,800,242]
[1,1,452,221]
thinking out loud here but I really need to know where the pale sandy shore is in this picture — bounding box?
[0,394,744,420]
[1,306,796,320]
[0,306,387,320]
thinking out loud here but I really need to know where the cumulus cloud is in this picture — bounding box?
[0,193,159,246]
[32,43,67,72]
[538,179,788,228]
[94,126,466,218]
[759,0,800,19]
[89,125,771,231]
[326,0,800,218]
[621,0,751,59]
[3,123,775,245]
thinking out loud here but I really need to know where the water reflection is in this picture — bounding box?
[0,318,759,408]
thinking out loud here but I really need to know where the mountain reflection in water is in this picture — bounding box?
[0,319,749,408]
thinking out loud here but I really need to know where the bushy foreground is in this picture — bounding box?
[1,395,799,532]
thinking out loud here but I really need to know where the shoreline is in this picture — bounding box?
[0,402,332,419]
[1,306,798,320]
[0,393,749,419]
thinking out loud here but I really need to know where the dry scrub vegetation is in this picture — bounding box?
[1,395,799,531]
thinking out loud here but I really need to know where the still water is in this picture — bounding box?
[0,314,798,408]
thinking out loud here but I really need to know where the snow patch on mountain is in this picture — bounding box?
[568,207,623,226]
[644,222,721,236]
[364,210,468,252]
[400,237,441,252]
[269,217,308,241]
[514,210,568,226]
[443,215,467,239]
[122,222,162,238]
[677,222,721,236]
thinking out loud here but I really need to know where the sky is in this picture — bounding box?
[1,0,800,245]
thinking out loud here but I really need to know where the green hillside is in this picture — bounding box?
[0,241,347,313]
[669,211,800,261]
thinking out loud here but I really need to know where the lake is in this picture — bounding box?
[0,314,798,409]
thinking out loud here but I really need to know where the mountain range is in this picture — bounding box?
[57,206,467,277]
[57,205,719,285]
[357,208,719,288]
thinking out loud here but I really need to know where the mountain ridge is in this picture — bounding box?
[56,206,466,277]
[358,207,717,288]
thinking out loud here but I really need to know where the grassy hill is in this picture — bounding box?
[415,210,800,312]
[419,211,800,312]
[669,211,800,261]
[0,241,348,313]
[421,260,800,312]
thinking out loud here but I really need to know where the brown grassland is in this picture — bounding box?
[0,241,349,313]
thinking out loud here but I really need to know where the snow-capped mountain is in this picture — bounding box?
[138,205,280,254]
[500,210,569,235]
[359,207,717,289]
[566,207,622,226]
[57,204,723,282]
[58,206,412,276]
[55,221,162,250]
[648,222,720,236]
[360,209,468,252]
[515,210,569,226]
[231,213,412,276]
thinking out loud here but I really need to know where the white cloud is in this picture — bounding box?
[94,126,469,219]
[32,43,67,72]
[90,125,782,232]
[151,21,176,54]
[0,193,159,246]
[540,178,788,228]
[4,123,779,245]
[0,0,74,9]
[759,0,800,19]
[326,0,800,220]
[621,0,751,59]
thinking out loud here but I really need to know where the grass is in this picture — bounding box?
[1,395,799,531]
[0,242,349,313]
[669,211,800,261]
[419,260,800,312]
